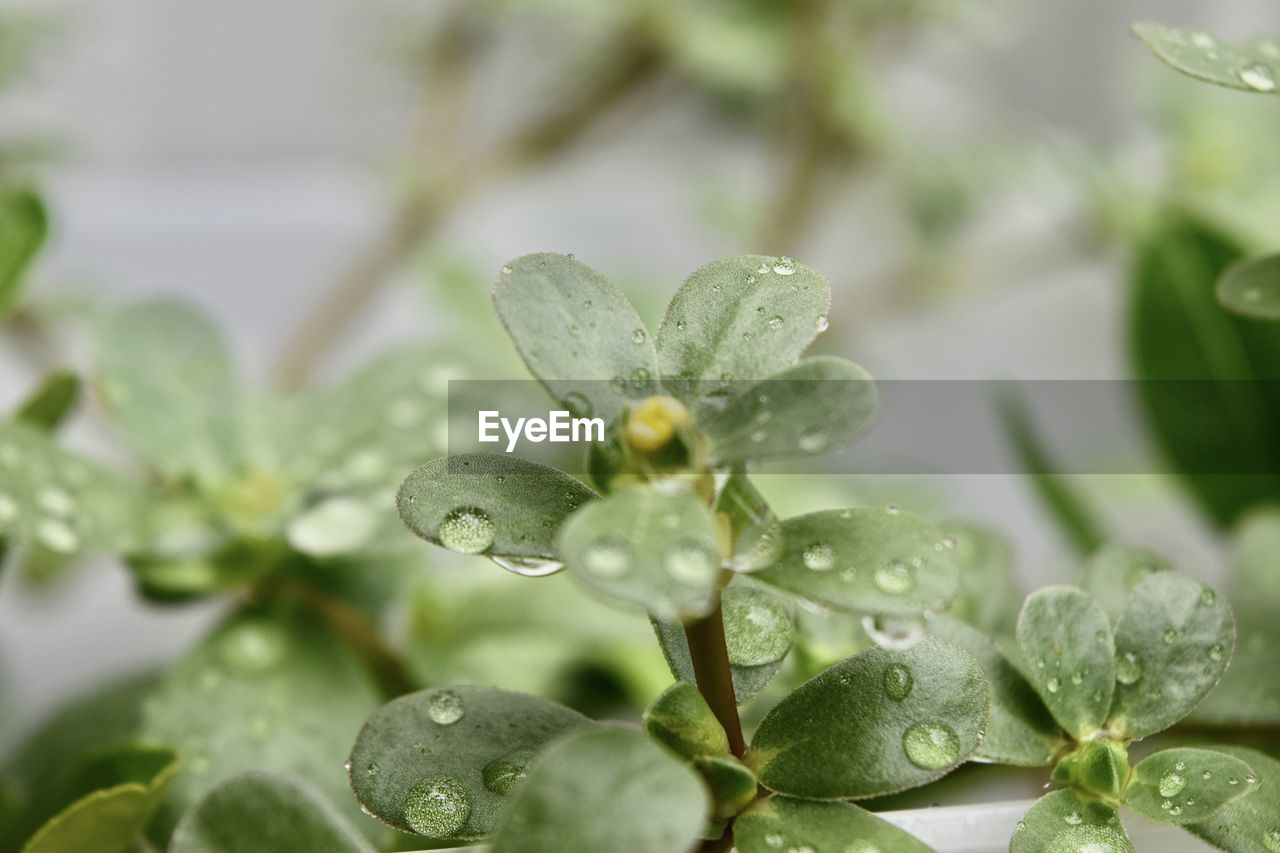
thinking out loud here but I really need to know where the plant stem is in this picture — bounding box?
[683,595,747,758]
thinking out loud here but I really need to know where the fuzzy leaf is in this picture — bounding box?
[657,255,830,387]
[1218,253,1280,320]
[753,507,959,616]
[559,484,720,621]
[714,467,783,573]
[1079,543,1172,624]
[1010,789,1134,853]
[1186,746,1280,852]
[15,371,80,432]
[96,299,243,484]
[693,755,756,821]
[171,773,374,853]
[398,454,595,563]
[490,727,708,853]
[736,796,929,853]
[643,681,729,759]
[1109,573,1233,738]
[748,637,988,799]
[348,686,589,839]
[1015,587,1115,738]
[929,616,1061,767]
[493,253,656,424]
[700,357,876,464]
[0,185,47,316]
[940,521,1018,633]
[1124,747,1257,825]
[1134,23,1280,95]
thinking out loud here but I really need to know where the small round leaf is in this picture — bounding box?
[1186,746,1280,852]
[1010,789,1134,853]
[1124,747,1257,825]
[1079,543,1172,624]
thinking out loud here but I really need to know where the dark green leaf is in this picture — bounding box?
[1124,747,1257,825]
[1219,253,1280,320]
[170,773,374,853]
[1109,573,1233,738]
[642,681,729,759]
[753,507,959,616]
[348,686,589,839]
[748,637,988,799]
[1186,746,1280,852]
[1015,587,1115,738]
[940,521,1018,633]
[735,796,930,853]
[692,755,756,821]
[14,371,80,432]
[1134,23,1280,95]
[490,727,708,853]
[1079,543,1172,624]
[0,185,47,316]
[1010,789,1134,853]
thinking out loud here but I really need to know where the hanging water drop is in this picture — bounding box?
[874,560,915,595]
[439,507,496,554]
[490,555,564,577]
[663,540,717,586]
[1115,651,1143,685]
[862,614,924,651]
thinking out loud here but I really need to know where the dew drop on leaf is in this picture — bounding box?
[873,560,915,595]
[1162,628,1179,644]
[1044,825,1131,853]
[631,328,647,344]
[1064,811,1082,826]
[798,430,826,453]
[883,663,914,702]
[767,315,784,330]
[1239,62,1278,92]
[862,614,925,651]
[1159,770,1186,798]
[403,776,470,836]
[218,620,288,673]
[1208,642,1225,662]
[802,543,835,571]
[439,507,496,554]
[427,689,465,725]
[1115,651,1143,685]
[902,721,961,770]
[36,486,75,517]
[583,537,632,578]
[663,540,717,586]
[0,493,18,524]
[772,257,796,276]
[482,748,536,796]
[1046,677,1061,694]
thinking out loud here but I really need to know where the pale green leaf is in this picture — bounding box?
[0,185,46,316]
[1079,543,1172,624]
[1015,587,1115,738]
[1010,789,1134,853]
[735,796,930,853]
[714,467,783,573]
[940,521,1018,633]
[490,727,708,853]
[1186,746,1280,852]
[1124,747,1256,825]
[1134,23,1280,95]
[753,507,959,616]
[1109,573,1233,738]
[559,484,720,621]
[1219,253,1280,320]
[642,681,729,759]
[748,637,988,799]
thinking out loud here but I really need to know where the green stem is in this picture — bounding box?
[683,595,747,758]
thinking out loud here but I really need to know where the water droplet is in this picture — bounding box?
[1208,642,1225,662]
[885,504,899,515]
[403,776,470,836]
[482,748,536,796]
[501,265,512,275]
[490,555,564,577]
[675,320,687,331]
[631,328,647,344]
[1264,829,1280,852]
[1159,770,1186,798]
[751,429,767,443]
[367,762,380,775]
[1046,677,1061,694]
[1064,811,1082,826]
[1200,588,1217,605]
[427,690,465,725]
[773,257,797,276]
[764,833,785,849]
[798,430,826,453]
[0,493,17,524]
[664,540,717,586]
[286,497,377,556]
[902,721,960,770]
[1191,32,1216,48]
[1162,628,1179,644]
[883,663,914,701]
[1070,671,1084,686]
[583,537,632,578]
[1115,651,1143,685]
[724,590,792,666]
[560,392,593,419]
[1239,62,1278,92]
[219,620,287,673]
[36,486,75,517]
[631,367,651,385]
[815,315,830,333]
[1202,770,1213,780]
[439,507,496,554]
[874,561,915,595]
[802,543,835,571]
[767,315,784,330]
[36,519,78,553]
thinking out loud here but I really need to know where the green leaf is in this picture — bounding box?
[642,681,729,759]
[490,727,708,853]
[0,420,146,556]
[139,604,381,843]
[1129,213,1280,527]
[1133,23,1280,95]
[1015,587,1115,738]
[1124,747,1257,825]
[1186,746,1280,852]
[753,507,960,616]
[349,686,589,839]
[0,185,47,316]
[398,453,595,565]
[714,467,783,573]
[651,594,786,705]
[657,255,830,387]
[1219,253,1280,320]
[170,773,374,853]
[940,521,1018,633]
[929,616,1061,767]
[95,299,243,484]
[748,636,988,799]
[15,371,80,432]
[1078,543,1172,623]
[1010,789,1134,853]
[1051,740,1129,802]
[21,745,177,853]
[559,484,720,621]
[692,755,756,821]
[720,583,794,667]
[700,357,876,464]
[493,253,657,424]
[1108,573,1233,738]
[735,796,931,853]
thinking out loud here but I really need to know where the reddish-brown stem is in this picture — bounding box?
[683,596,747,758]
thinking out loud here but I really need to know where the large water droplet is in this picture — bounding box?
[902,721,960,770]
[583,537,632,578]
[403,776,470,836]
[802,543,835,571]
[482,748,536,796]
[723,590,792,666]
[490,555,564,577]
[439,507,495,554]
[663,540,717,586]
[1115,651,1143,685]
[1208,642,1225,662]
[883,663,914,701]
[1159,770,1186,798]
[1239,62,1278,92]
[1045,825,1131,853]
[773,257,797,276]
[36,518,78,554]
[427,690,465,725]
[798,430,826,453]
[286,497,377,556]
[874,561,915,595]
[767,315,784,330]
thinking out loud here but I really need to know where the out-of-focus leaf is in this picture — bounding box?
[14,371,80,432]
[1010,789,1134,853]
[714,467,782,573]
[1124,747,1256,825]
[940,521,1018,633]
[490,727,708,853]
[1134,23,1280,95]
[0,185,46,316]
[1218,253,1280,320]
[348,686,588,839]
[170,773,373,853]
[1186,746,1280,852]
[1015,587,1114,739]
[1078,543,1172,623]
[735,796,930,853]
[748,637,988,799]
[642,681,728,759]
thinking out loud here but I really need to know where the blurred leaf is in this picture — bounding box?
[398,453,595,564]
[692,754,755,821]
[0,185,46,316]
[490,727,708,853]
[720,583,794,667]
[493,253,656,425]
[1010,789,1134,853]
[1186,746,1280,852]
[752,507,959,616]
[940,521,1018,634]
[96,299,243,485]
[735,796,930,853]
[14,371,80,432]
[657,255,830,387]
[1078,543,1172,624]
[1134,23,1280,95]
[929,616,1061,767]
[140,604,381,844]
[650,1,790,96]
[714,467,783,573]
[1015,587,1115,739]
[1109,574,1233,738]
[1124,747,1256,825]
[642,681,729,759]
[559,484,719,621]
[170,773,373,853]
[1129,213,1280,527]
[348,686,588,839]
[747,637,988,799]
[700,357,877,464]
[1218,253,1280,320]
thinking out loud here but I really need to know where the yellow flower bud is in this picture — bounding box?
[625,395,691,453]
